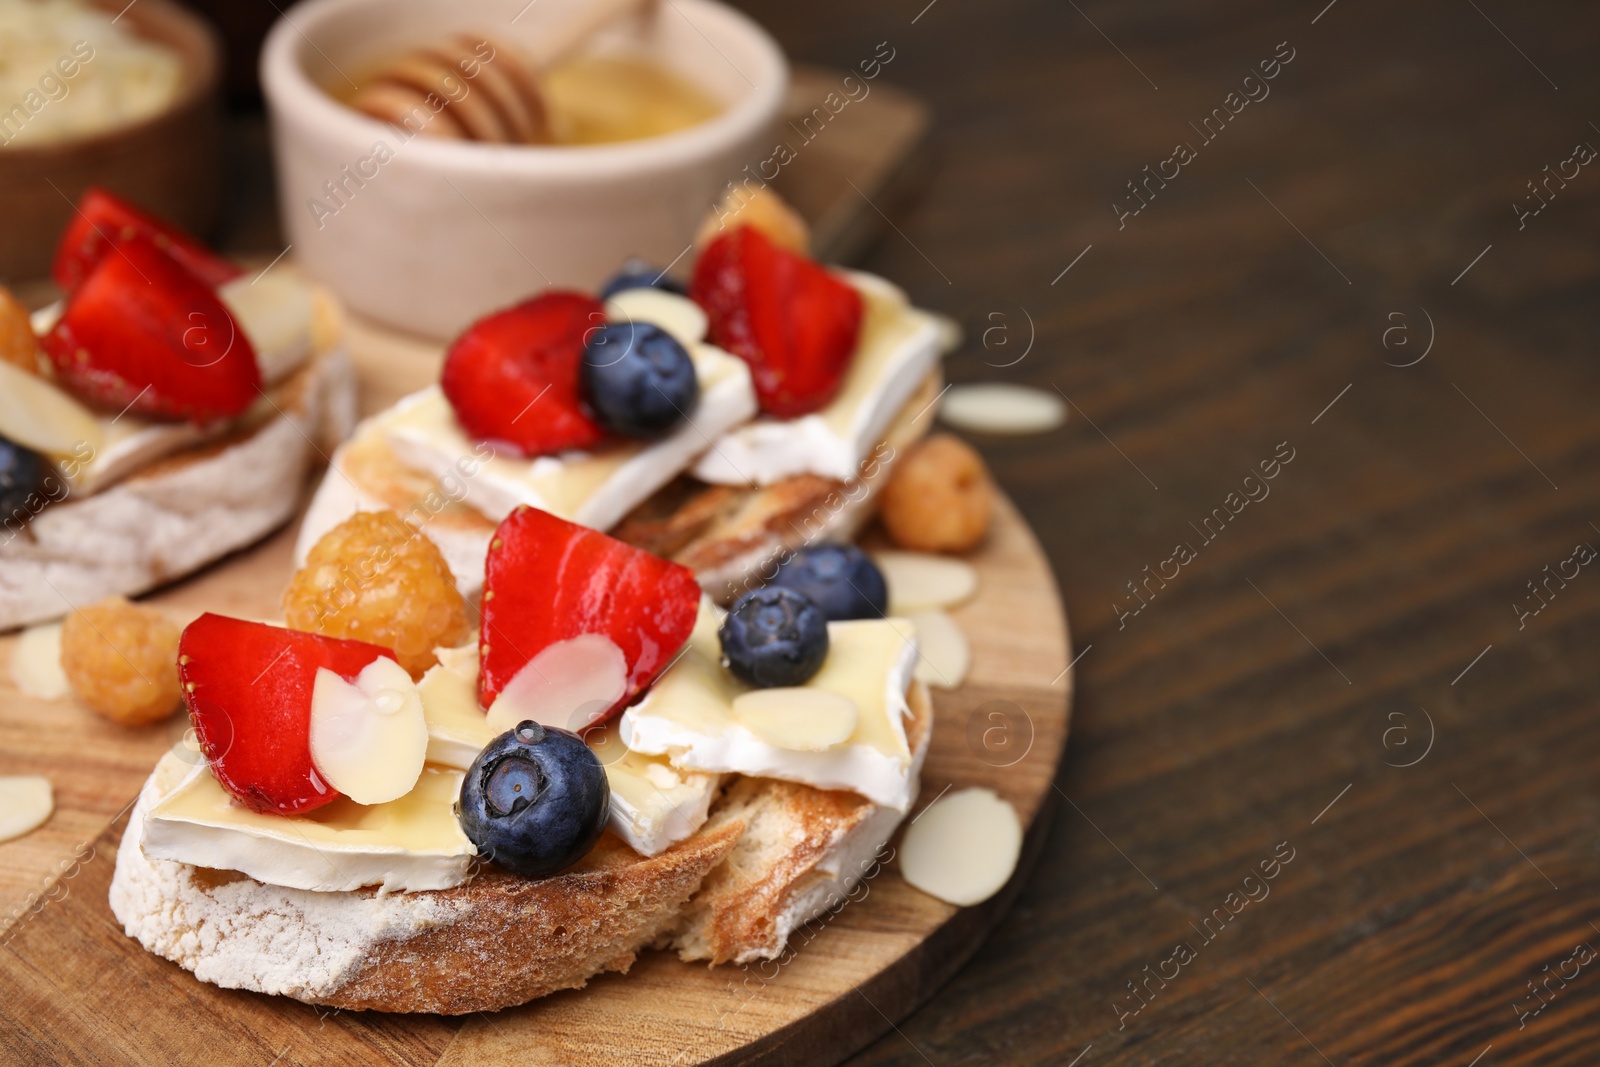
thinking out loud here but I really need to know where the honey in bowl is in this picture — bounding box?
[540,54,721,145]
[336,37,722,147]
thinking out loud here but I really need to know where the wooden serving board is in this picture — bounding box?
[0,436,1071,1067]
[0,68,1069,1064]
[0,475,1070,1066]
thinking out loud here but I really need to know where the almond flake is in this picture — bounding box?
[900,787,1022,906]
[309,657,427,805]
[487,633,627,734]
[604,288,708,350]
[0,361,105,460]
[909,611,970,690]
[940,383,1066,435]
[731,688,858,751]
[11,622,68,699]
[875,551,979,614]
[0,776,53,843]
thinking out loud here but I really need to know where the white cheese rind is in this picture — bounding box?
[141,760,476,893]
[621,615,921,811]
[31,278,318,496]
[383,339,755,533]
[588,723,721,857]
[691,272,943,487]
[417,642,720,857]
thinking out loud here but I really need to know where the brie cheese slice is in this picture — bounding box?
[588,720,721,858]
[141,758,476,893]
[382,292,757,534]
[417,643,498,770]
[691,272,943,487]
[25,274,326,496]
[621,602,921,810]
[417,642,720,857]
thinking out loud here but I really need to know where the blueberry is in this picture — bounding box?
[581,321,699,439]
[0,435,48,527]
[599,258,687,301]
[457,721,609,879]
[769,544,888,621]
[719,587,830,689]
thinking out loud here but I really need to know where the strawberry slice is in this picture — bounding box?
[41,233,261,422]
[52,187,242,293]
[178,614,398,815]
[691,226,864,418]
[440,291,607,457]
[479,505,701,726]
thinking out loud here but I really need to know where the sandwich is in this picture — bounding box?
[294,188,947,604]
[0,189,354,631]
[105,190,977,1011]
[111,501,933,1012]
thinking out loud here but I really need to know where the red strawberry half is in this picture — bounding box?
[479,506,701,726]
[440,291,608,457]
[41,233,261,422]
[52,187,242,293]
[178,614,397,815]
[691,226,864,418]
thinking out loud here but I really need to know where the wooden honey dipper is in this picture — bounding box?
[349,0,657,145]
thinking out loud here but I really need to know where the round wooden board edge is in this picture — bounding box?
[725,791,1063,1067]
[708,491,1075,1067]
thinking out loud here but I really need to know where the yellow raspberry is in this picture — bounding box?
[60,597,182,726]
[283,510,470,678]
[695,185,810,255]
[880,434,994,553]
[0,286,41,374]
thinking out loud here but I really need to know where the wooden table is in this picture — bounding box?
[725,1,1598,1064]
[9,0,1598,1061]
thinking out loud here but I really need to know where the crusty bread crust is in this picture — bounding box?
[670,680,934,965]
[294,423,499,592]
[324,828,743,1013]
[110,758,744,1015]
[0,348,357,631]
[110,367,942,1011]
[109,683,931,1011]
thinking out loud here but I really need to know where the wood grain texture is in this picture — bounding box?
[7,0,1596,1055]
[0,490,1069,1066]
[718,1,1600,1064]
[0,99,1070,1057]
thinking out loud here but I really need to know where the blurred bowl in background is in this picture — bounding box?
[261,0,787,340]
[0,0,222,284]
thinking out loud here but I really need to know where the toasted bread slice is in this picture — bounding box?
[0,346,356,631]
[671,680,934,965]
[109,681,930,1011]
[296,372,941,602]
[295,416,499,588]
[109,752,744,1015]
